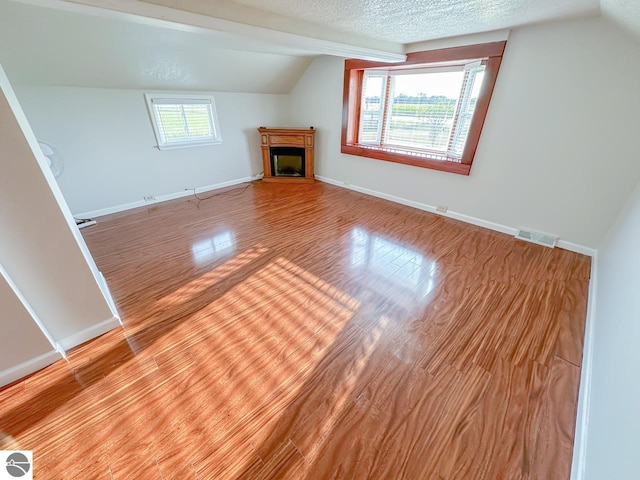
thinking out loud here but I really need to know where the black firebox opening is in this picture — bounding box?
[270,147,305,177]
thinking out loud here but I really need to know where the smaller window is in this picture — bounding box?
[145,93,222,150]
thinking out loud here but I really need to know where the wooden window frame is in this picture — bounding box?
[341,41,506,176]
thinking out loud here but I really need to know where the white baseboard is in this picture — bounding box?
[96,270,121,323]
[570,252,598,480]
[0,350,61,388]
[315,175,343,187]
[556,240,597,257]
[59,316,122,351]
[0,264,61,355]
[75,176,257,219]
[315,175,597,257]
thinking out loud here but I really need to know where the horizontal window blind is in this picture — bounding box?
[145,94,221,149]
[153,103,214,145]
[359,73,387,144]
[449,67,485,158]
[385,70,464,153]
[358,61,486,162]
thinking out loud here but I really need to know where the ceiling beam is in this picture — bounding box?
[10,0,407,62]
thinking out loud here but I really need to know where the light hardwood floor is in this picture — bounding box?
[0,181,590,479]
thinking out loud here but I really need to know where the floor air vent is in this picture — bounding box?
[515,229,558,248]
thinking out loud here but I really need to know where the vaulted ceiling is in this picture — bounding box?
[0,0,638,93]
[0,0,313,92]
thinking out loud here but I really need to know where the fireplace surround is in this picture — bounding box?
[258,127,315,183]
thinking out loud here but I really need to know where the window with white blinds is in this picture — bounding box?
[145,94,222,149]
[359,62,486,161]
[359,73,387,144]
[342,42,505,175]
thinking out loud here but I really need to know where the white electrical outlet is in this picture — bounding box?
[143,195,155,201]
[436,205,448,213]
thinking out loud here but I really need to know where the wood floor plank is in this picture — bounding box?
[530,356,582,480]
[156,447,198,480]
[555,279,590,366]
[0,181,590,479]
[109,451,163,480]
[436,357,550,480]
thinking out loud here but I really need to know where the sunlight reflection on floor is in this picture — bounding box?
[137,253,363,476]
[350,227,438,302]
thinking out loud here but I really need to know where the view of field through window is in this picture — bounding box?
[359,66,485,159]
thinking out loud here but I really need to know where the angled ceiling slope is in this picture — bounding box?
[3,0,637,94]
[0,0,315,93]
[7,0,609,59]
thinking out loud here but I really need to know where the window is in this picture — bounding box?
[342,42,506,175]
[145,94,222,149]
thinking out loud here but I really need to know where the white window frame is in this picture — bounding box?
[145,93,222,150]
[358,71,388,145]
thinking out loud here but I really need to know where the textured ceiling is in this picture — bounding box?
[0,0,311,92]
[226,0,600,43]
[601,0,640,41]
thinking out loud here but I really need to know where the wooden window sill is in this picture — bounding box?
[341,143,472,175]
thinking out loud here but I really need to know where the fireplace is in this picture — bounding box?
[258,127,315,183]
[271,147,305,177]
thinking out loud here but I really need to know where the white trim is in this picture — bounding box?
[0,350,61,388]
[359,72,388,145]
[144,93,222,150]
[59,316,122,351]
[314,175,342,187]
[314,175,597,257]
[75,176,255,218]
[0,263,64,358]
[97,271,120,322]
[570,252,598,480]
[557,240,597,258]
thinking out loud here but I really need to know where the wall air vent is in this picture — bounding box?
[515,229,558,248]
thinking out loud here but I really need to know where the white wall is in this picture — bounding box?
[583,181,640,479]
[0,0,312,93]
[0,66,118,349]
[287,16,640,249]
[0,265,60,386]
[0,270,52,371]
[15,86,288,215]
